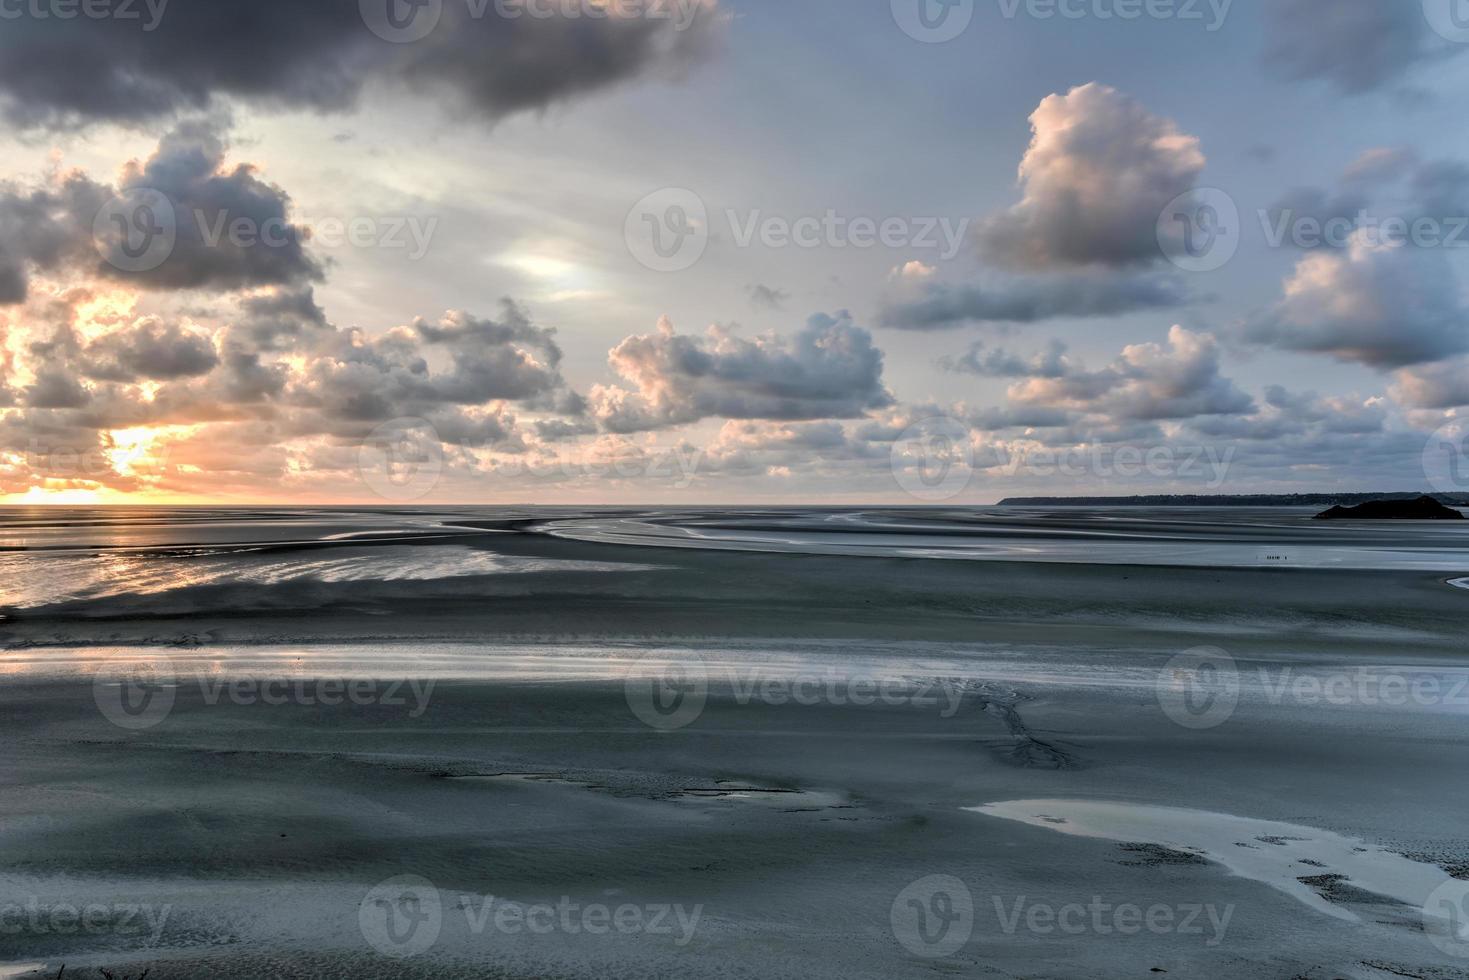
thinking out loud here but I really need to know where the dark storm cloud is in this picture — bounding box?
[0,0,725,128]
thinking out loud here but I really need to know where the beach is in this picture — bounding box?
[2,507,1468,978]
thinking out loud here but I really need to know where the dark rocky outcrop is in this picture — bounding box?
[1314,496,1466,521]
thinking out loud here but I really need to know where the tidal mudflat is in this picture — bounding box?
[2,506,1468,978]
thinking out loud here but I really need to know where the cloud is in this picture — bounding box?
[1005,326,1255,421]
[0,281,594,498]
[1243,232,1469,368]
[0,120,322,303]
[1192,386,1386,439]
[1391,357,1469,409]
[1262,0,1459,94]
[1264,149,1469,252]
[886,85,1207,330]
[593,312,895,433]
[745,283,790,311]
[941,339,1071,378]
[81,318,220,382]
[0,0,725,129]
[281,300,573,441]
[881,272,1192,329]
[976,83,1205,271]
[0,170,112,304]
[891,261,936,282]
[1341,147,1420,184]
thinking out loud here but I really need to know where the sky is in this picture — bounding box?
[2,0,1469,504]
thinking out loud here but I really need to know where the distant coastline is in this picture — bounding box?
[998,492,1469,507]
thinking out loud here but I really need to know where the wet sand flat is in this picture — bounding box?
[2,507,1468,978]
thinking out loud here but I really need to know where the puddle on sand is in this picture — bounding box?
[969,799,1455,923]
[672,782,850,810]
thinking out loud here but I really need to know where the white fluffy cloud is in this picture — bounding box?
[977,83,1205,271]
